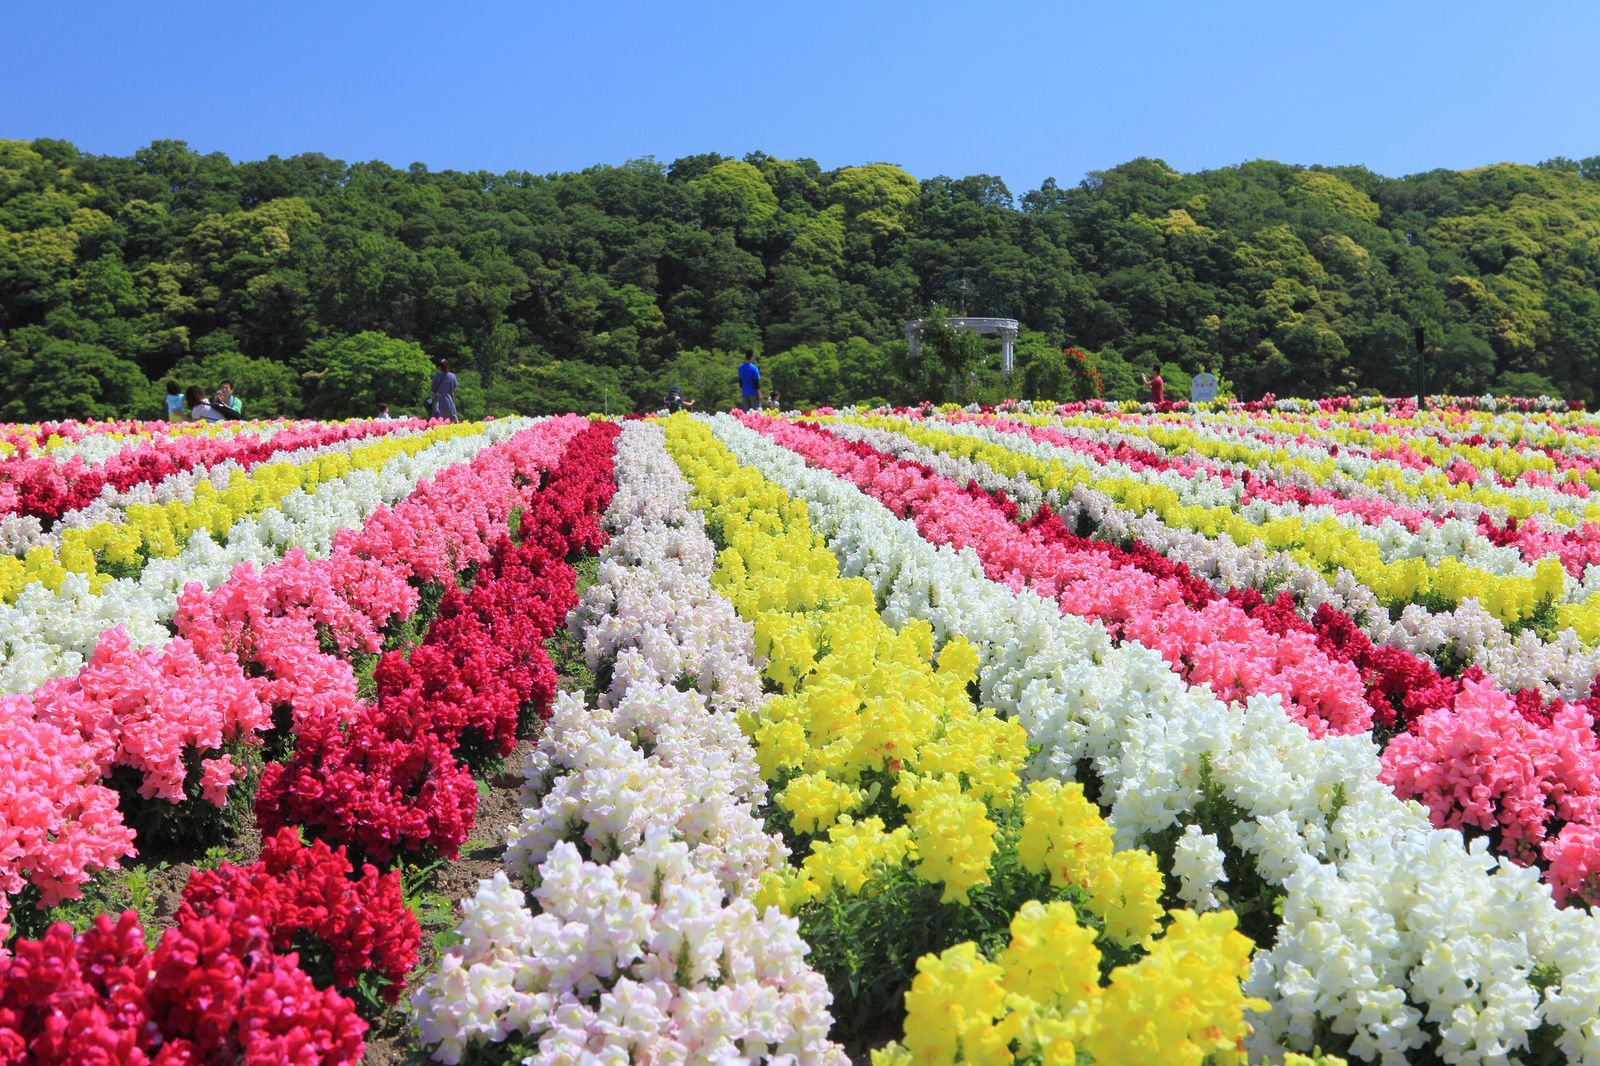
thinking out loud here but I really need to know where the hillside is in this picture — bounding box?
[4,138,1600,417]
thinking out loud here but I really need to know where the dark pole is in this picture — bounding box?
[1414,327,1427,397]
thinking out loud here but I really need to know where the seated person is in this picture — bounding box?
[185,386,227,422]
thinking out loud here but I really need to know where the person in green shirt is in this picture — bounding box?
[215,381,243,417]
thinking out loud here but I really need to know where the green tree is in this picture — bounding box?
[0,338,150,420]
[689,160,779,232]
[304,331,433,417]
[486,360,628,415]
[763,342,844,408]
[648,348,743,412]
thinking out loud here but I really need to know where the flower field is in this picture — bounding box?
[5,400,1600,1064]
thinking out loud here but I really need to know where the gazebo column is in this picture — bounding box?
[1000,326,1017,377]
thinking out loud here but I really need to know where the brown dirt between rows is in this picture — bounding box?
[143,820,264,942]
[362,556,596,1062]
[358,737,539,1064]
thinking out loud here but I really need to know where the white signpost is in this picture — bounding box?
[1191,372,1219,403]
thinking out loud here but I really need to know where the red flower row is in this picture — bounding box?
[258,422,618,863]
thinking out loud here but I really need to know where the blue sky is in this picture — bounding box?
[5,0,1599,193]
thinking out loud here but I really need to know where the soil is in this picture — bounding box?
[358,734,539,1065]
[361,554,599,1063]
[143,819,265,942]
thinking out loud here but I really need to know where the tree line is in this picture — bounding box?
[3,137,1600,419]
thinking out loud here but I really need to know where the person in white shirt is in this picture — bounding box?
[376,403,394,421]
[184,386,227,422]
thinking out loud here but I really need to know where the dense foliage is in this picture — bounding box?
[3,137,1599,417]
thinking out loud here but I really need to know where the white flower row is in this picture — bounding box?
[829,420,1600,701]
[0,424,431,557]
[707,413,1600,1066]
[412,421,845,1065]
[0,421,521,696]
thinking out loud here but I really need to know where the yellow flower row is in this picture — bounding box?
[855,415,1591,633]
[0,422,485,603]
[664,414,1024,908]
[662,414,1266,1063]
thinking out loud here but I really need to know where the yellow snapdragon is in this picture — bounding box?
[874,902,1266,1066]
[1019,779,1164,947]
[894,773,999,904]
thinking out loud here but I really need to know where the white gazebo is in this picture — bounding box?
[905,317,1022,376]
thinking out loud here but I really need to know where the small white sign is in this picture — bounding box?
[1191,372,1219,403]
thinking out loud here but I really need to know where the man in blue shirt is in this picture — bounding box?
[737,354,763,411]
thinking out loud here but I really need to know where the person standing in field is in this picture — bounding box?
[738,353,763,412]
[376,402,394,420]
[165,380,187,422]
[1141,371,1165,405]
[430,358,458,421]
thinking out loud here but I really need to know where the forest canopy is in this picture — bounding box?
[4,137,1600,419]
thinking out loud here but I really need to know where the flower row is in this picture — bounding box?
[0,417,417,524]
[414,420,845,1063]
[0,421,490,604]
[779,415,1600,904]
[0,418,621,1064]
[927,412,1593,632]
[0,420,421,560]
[834,414,1600,705]
[0,417,595,940]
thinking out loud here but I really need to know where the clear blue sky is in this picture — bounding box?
[5,0,1599,193]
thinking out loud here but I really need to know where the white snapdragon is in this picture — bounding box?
[1171,824,1229,912]
[416,421,844,1064]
